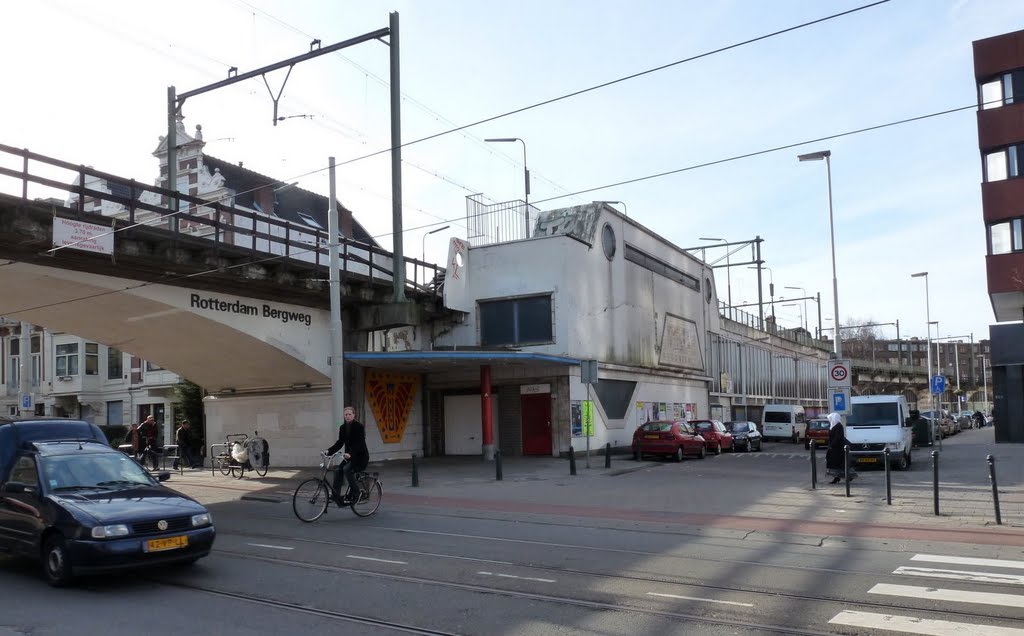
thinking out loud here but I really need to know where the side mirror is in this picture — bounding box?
[2,481,37,495]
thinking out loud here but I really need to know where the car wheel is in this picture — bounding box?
[804,440,810,450]
[713,442,721,456]
[675,447,685,463]
[756,439,763,452]
[896,451,909,471]
[43,535,72,587]
[697,445,706,460]
[633,449,640,461]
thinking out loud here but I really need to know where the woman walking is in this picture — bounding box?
[825,412,856,484]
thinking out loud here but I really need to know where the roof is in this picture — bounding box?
[344,350,581,371]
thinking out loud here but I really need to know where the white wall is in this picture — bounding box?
[444,394,498,455]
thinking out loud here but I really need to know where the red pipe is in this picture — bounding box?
[481,365,493,448]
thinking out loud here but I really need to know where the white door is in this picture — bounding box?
[444,394,499,455]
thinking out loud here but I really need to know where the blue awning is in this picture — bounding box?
[344,350,580,371]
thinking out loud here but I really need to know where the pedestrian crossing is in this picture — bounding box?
[828,553,1024,635]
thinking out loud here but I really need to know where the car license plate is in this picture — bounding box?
[857,457,878,463]
[146,536,188,552]
[644,434,659,439]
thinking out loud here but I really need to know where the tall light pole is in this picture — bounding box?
[782,303,803,331]
[747,266,774,325]
[700,237,732,309]
[784,286,808,331]
[912,271,936,446]
[485,137,530,238]
[422,224,450,263]
[798,150,840,357]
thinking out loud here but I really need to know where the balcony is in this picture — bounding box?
[986,252,1024,321]
[982,178,1024,223]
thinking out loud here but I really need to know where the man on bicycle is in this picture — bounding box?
[325,406,369,505]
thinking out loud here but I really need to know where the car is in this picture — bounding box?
[689,420,734,454]
[725,421,762,452]
[920,410,955,437]
[804,418,830,449]
[632,420,706,462]
[0,427,215,587]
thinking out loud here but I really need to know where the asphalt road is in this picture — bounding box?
[1,429,1022,635]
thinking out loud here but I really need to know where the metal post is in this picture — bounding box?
[816,292,822,341]
[327,157,345,432]
[604,442,611,469]
[389,11,406,302]
[824,154,841,357]
[411,452,419,487]
[988,455,1001,525]
[931,450,939,516]
[883,447,891,505]
[755,239,764,329]
[495,449,503,481]
[18,322,31,418]
[585,384,591,469]
[844,444,851,497]
[810,440,817,489]
[569,446,577,476]
[167,86,178,232]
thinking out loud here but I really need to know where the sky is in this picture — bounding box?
[2,0,1021,345]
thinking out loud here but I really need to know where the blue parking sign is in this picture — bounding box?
[21,394,32,409]
[832,391,846,412]
[930,375,946,395]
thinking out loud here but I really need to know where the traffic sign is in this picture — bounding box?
[831,388,851,414]
[930,374,946,395]
[828,359,852,388]
[21,394,32,409]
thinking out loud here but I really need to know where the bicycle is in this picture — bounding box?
[292,452,382,522]
[215,432,270,479]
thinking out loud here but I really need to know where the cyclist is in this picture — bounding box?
[325,406,369,506]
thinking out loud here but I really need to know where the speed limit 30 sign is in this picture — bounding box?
[828,359,852,388]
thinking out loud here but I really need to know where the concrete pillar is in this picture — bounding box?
[481,365,494,460]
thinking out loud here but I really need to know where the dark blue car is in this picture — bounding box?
[0,422,215,586]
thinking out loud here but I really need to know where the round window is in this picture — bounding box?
[705,278,713,304]
[601,224,616,260]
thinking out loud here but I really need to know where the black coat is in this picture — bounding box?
[327,420,369,472]
[825,423,848,471]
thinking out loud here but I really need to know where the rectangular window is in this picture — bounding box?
[146,360,164,372]
[981,78,1003,109]
[991,222,1013,254]
[107,347,122,380]
[106,400,123,426]
[1014,219,1023,253]
[85,343,99,375]
[479,295,553,347]
[55,343,79,377]
[986,149,1008,182]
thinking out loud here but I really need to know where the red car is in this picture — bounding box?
[632,420,706,462]
[690,420,734,454]
[804,418,830,449]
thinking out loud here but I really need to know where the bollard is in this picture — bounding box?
[495,449,503,481]
[883,447,891,506]
[988,454,1002,525]
[604,443,611,469]
[569,446,577,476]
[810,440,817,490]
[844,444,851,498]
[412,453,420,488]
[931,450,939,516]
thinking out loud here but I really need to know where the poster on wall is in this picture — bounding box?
[571,401,583,437]
[658,403,667,420]
[672,403,682,420]
[685,403,696,420]
[636,402,648,425]
[365,369,419,443]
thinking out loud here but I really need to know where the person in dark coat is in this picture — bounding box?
[137,415,160,470]
[825,412,856,484]
[325,406,370,505]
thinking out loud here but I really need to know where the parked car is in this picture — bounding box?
[689,420,734,454]
[958,410,977,429]
[0,430,215,586]
[725,421,762,452]
[920,410,954,438]
[804,418,830,449]
[632,420,706,462]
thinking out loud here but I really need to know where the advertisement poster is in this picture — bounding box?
[659,403,667,420]
[636,402,650,425]
[571,401,583,437]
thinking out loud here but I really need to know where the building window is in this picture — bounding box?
[85,343,99,375]
[55,343,79,377]
[107,347,122,380]
[106,400,123,426]
[479,295,553,346]
[601,224,616,260]
[990,218,1023,255]
[984,145,1023,182]
[146,360,163,372]
[624,243,700,291]
[980,68,1024,108]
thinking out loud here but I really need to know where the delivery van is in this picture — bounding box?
[846,395,913,470]
[761,404,806,443]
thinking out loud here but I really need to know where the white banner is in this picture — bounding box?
[52,217,113,255]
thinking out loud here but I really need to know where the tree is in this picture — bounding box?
[840,318,882,362]
[173,379,206,448]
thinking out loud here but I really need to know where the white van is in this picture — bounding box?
[846,395,913,470]
[761,404,806,443]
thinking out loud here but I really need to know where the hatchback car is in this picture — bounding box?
[804,418,830,449]
[725,421,762,452]
[632,420,706,462]
[689,420,733,454]
[0,437,215,586]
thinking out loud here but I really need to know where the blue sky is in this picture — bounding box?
[3,0,1022,345]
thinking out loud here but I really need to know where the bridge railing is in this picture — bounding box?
[0,143,443,298]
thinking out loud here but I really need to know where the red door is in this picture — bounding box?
[521,394,552,455]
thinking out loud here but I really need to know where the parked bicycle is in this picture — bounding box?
[292,451,382,522]
[215,432,270,479]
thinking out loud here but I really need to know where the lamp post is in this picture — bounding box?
[700,237,732,310]
[784,286,808,331]
[797,150,840,357]
[422,225,450,263]
[595,200,627,217]
[911,271,936,446]
[747,266,774,325]
[782,303,803,331]
[485,137,530,238]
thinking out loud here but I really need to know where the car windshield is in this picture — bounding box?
[640,422,673,433]
[728,423,749,433]
[764,412,792,423]
[847,403,899,427]
[693,422,713,432]
[809,420,830,430]
[41,452,155,491]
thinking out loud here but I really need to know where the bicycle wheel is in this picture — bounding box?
[232,464,244,479]
[293,478,329,522]
[351,478,382,517]
[254,459,268,477]
[217,456,232,476]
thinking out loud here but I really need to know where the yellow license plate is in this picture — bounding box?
[857,457,878,463]
[644,434,660,439]
[146,536,188,552]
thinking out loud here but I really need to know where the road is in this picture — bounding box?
[1,428,1022,635]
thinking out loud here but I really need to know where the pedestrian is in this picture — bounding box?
[138,414,160,470]
[324,406,369,505]
[173,420,200,469]
[825,412,856,484]
[974,410,985,429]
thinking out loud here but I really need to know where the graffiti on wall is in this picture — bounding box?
[365,369,420,443]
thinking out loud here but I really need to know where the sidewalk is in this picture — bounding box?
[165,429,1024,546]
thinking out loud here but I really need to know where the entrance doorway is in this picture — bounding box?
[520,393,552,455]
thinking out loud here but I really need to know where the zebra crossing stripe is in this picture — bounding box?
[869,583,1024,609]
[911,554,1024,570]
[829,610,1024,635]
[893,566,1024,586]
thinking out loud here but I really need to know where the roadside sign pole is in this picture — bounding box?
[585,383,591,469]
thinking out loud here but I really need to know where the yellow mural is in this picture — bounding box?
[365,369,419,443]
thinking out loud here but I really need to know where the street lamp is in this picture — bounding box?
[912,271,937,447]
[747,266,774,324]
[797,149,840,357]
[422,225,450,263]
[782,303,804,331]
[700,237,732,309]
[485,137,530,238]
[784,286,808,331]
[595,200,627,217]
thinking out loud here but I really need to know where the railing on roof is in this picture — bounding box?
[466,193,537,245]
[720,301,832,352]
[0,143,443,298]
